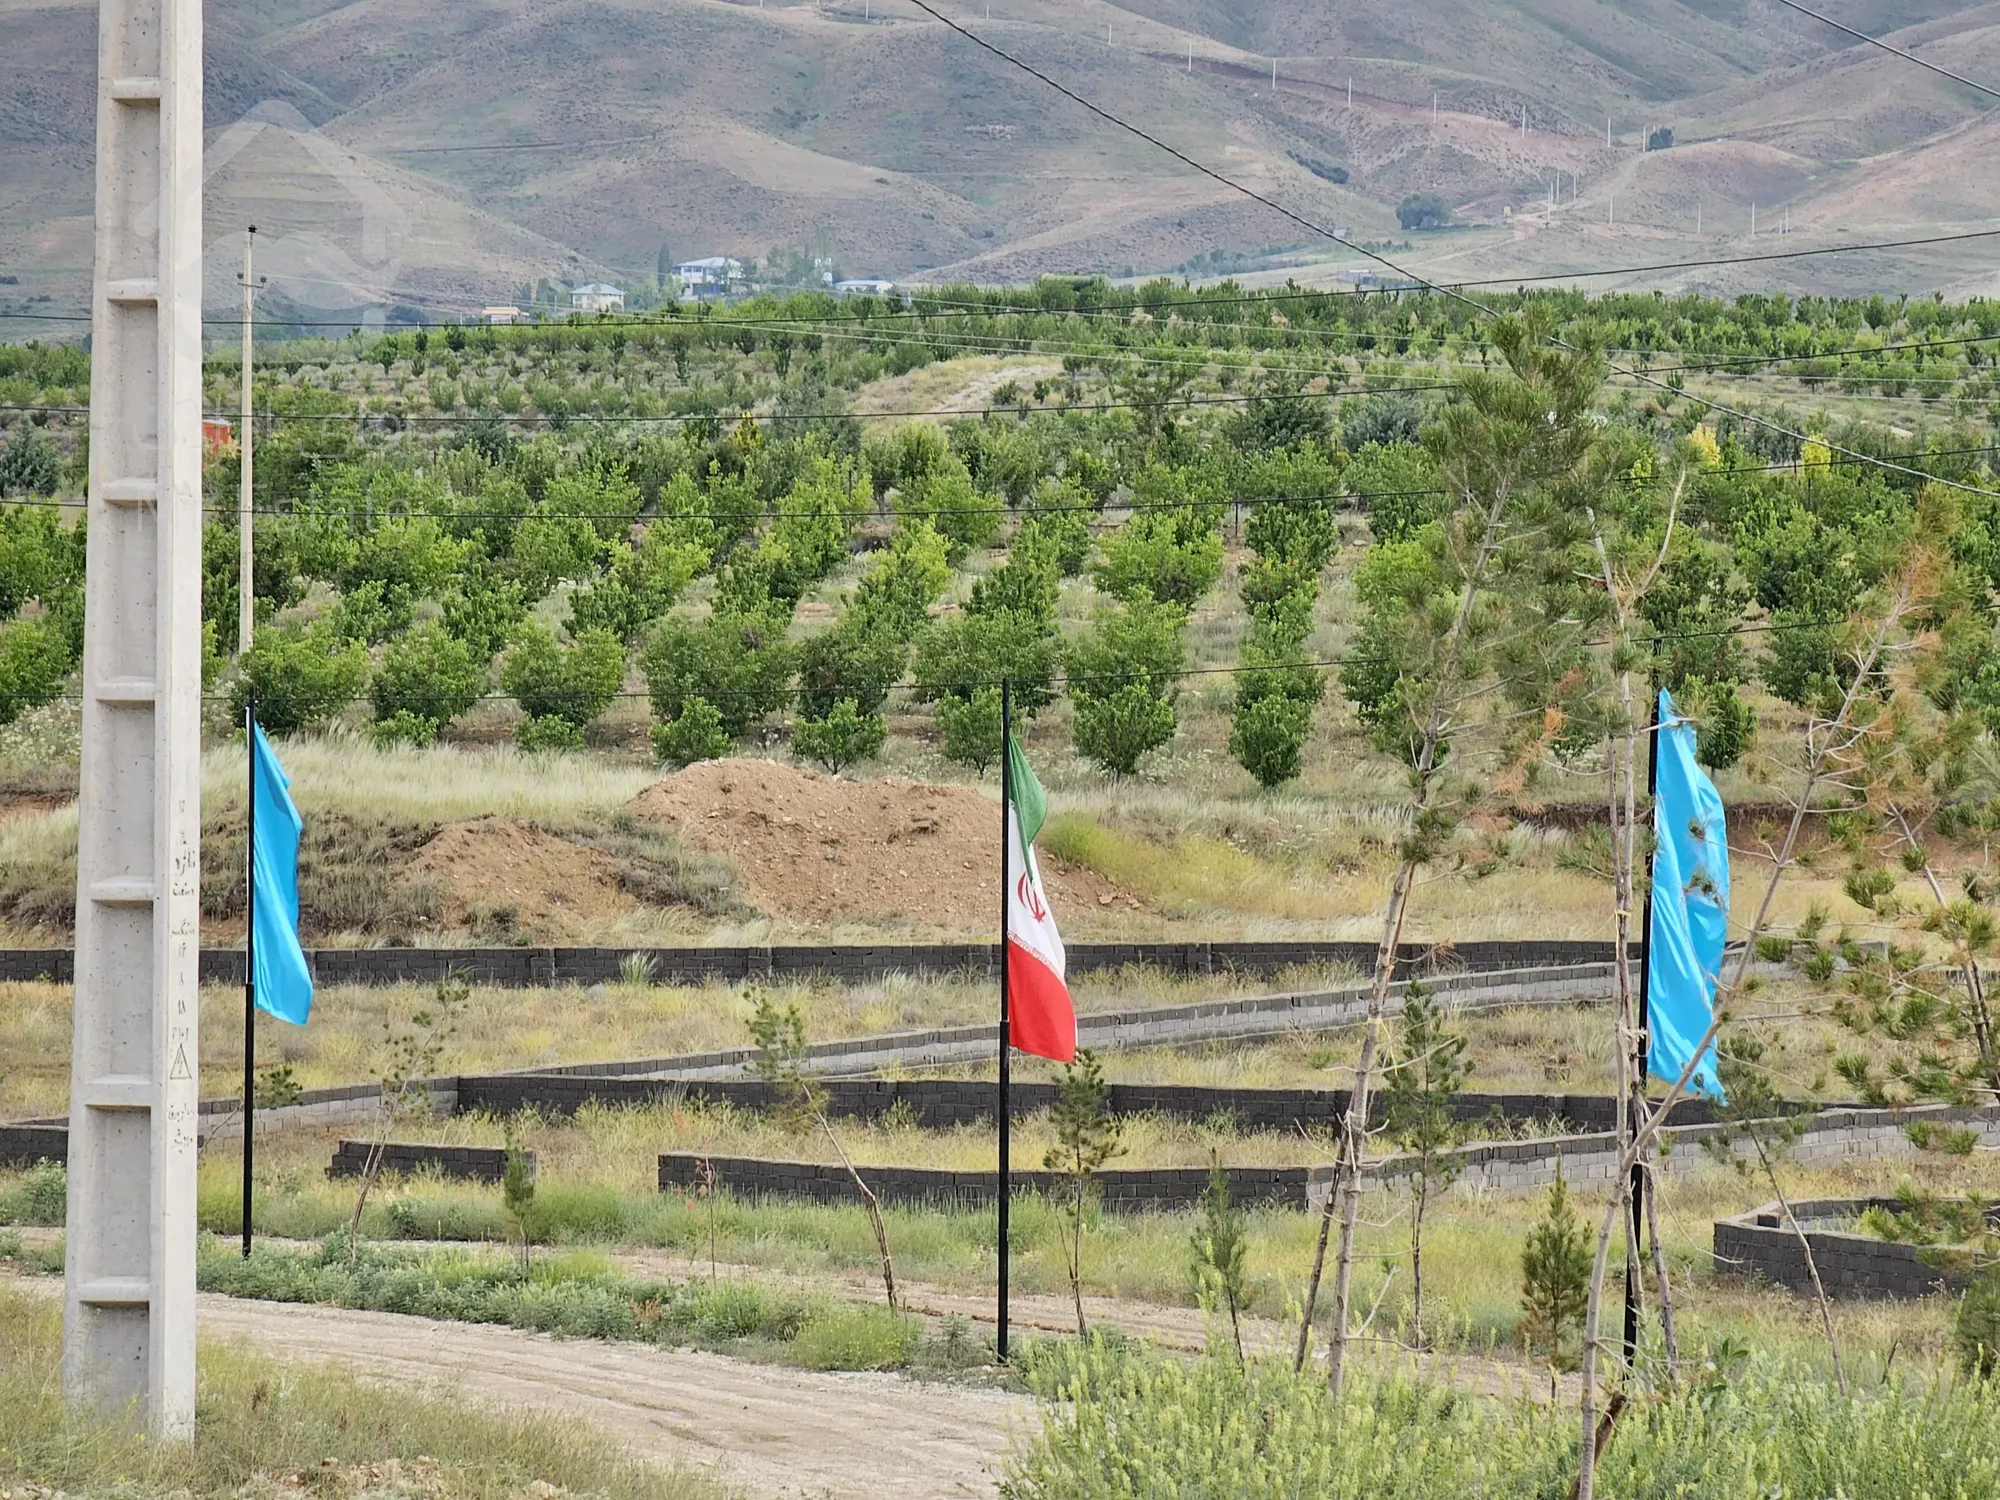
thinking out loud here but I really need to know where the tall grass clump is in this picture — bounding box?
[0,1284,723,1500]
[1006,1341,2000,1499]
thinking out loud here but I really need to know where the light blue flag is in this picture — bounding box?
[1647,689,1728,1100]
[251,725,314,1025]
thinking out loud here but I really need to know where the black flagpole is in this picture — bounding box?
[997,677,1012,1362]
[1624,685,1661,1366]
[242,692,257,1258]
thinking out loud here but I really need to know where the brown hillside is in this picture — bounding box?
[629,760,1141,932]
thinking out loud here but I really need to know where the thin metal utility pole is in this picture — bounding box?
[238,226,257,655]
[65,0,203,1441]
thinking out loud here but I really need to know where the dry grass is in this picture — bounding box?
[0,1284,726,1500]
[0,963,1354,1120]
[133,1116,2000,1384]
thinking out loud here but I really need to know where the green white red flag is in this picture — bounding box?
[1005,734,1076,1062]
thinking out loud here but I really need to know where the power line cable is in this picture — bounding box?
[897,0,2000,501]
[1763,0,2000,100]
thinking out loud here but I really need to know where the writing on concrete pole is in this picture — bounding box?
[64,0,204,1441]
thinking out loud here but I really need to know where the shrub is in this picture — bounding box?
[0,429,61,497]
[0,502,65,615]
[369,623,485,744]
[849,520,953,637]
[500,623,627,738]
[566,528,706,645]
[1073,683,1176,777]
[1955,1261,2000,1376]
[1093,505,1221,612]
[903,456,1000,560]
[1347,441,1442,543]
[0,619,73,728]
[651,696,733,767]
[1229,689,1316,790]
[642,607,797,737]
[792,697,885,775]
[0,1159,66,1226]
[1396,193,1453,230]
[797,616,906,719]
[1019,476,1096,577]
[232,622,369,733]
[790,1306,920,1371]
[440,567,529,660]
[516,715,586,752]
[1342,395,1426,454]
[938,686,1003,773]
[1067,594,1185,775]
[914,609,1058,715]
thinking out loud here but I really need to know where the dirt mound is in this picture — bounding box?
[403,817,636,943]
[629,760,1141,932]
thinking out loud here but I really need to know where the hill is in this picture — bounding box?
[5,0,2000,326]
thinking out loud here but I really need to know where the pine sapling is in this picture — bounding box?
[348,973,469,1264]
[746,988,898,1311]
[1190,1149,1249,1362]
[502,1120,536,1271]
[1044,1047,1123,1337]
[1380,985,1469,1347]
[1520,1162,1592,1400]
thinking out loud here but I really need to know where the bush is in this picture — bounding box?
[1229,687,1317,790]
[914,609,1058,715]
[1072,683,1177,777]
[790,1306,920,1371]
[937,686,1003,773]
[232,622,370,734]
[849,520,953,637]
[369,623,485,744]
[642,607,797,737]
[0,429,61,497]
[0,619,73,727]
[792,698,885,775]
[515,714,585,753]
[651,696,733,767]
[797,616,906,719]
[500,623,627,738]
[0,1160,66,1226]
[1066,600,1187,778]
[1342,396,1427,454]
[1020,477,1096,577]
[1955,1261,2000,1376]
[1396,193,1453,230]
[1093,504,1222,612]
[903,457,1000,560]
[1347,442,1442,544]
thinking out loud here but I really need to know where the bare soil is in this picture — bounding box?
[202,1297,1029,1500]
[629,761,1143,932]
[401,817,637,943]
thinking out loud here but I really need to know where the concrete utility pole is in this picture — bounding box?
[1607,116,1612,147]
[238,227,258,656]
[65,0,204,1442]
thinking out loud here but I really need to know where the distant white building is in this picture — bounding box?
[481,305,525,325]
[833,278,896,296]
[569,283,626,313]
[675,257,746,297]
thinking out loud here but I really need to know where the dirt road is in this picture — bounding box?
[202,1296,1030,1499]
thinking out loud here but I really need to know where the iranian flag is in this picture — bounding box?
[1005,734,1076,1062]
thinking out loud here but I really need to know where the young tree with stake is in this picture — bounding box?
[1307,312,1607,1393]
[1574,553,1942,1500]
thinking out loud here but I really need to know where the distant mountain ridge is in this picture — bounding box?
[3,0,1999,327]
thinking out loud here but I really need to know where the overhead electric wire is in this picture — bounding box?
[895,0,2000,502]
[1763,0,2000,101]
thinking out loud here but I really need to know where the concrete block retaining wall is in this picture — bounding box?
[328,1140,532,1184]
[0,940,1636,991]
[458,1073,1680,1137]
[659,1153,1311,1212]
[1714,1198,1994,1300]
[526,962,1624,1082]
[0,1124,69,1168]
